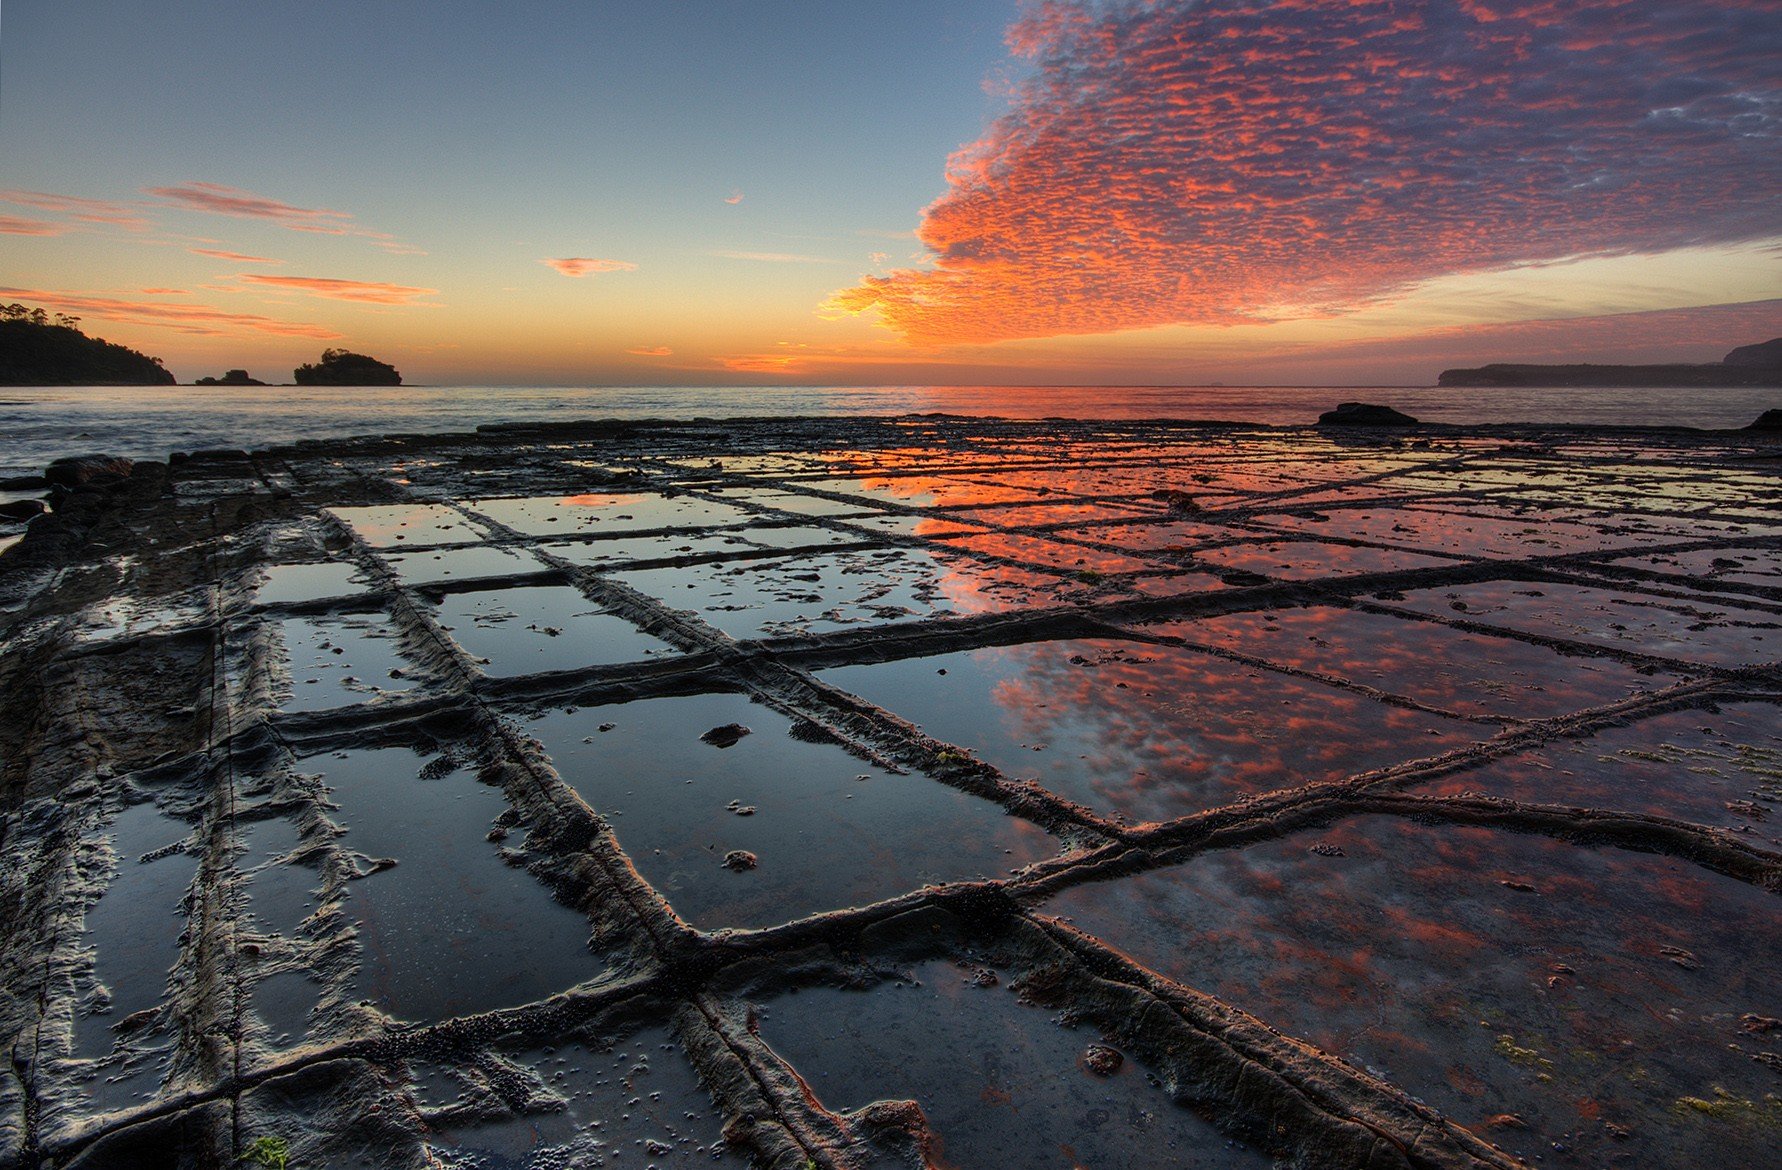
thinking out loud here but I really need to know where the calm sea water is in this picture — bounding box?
[1,383,1777,480]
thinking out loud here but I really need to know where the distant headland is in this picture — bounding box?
[1439,338,1782,387]
[0,305,403,387]
[0,304,174,386]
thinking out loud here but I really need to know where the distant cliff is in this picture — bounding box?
[0,307,176,386]
[1439,338,1782,387]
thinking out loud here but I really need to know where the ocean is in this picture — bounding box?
[2,382,1778,481]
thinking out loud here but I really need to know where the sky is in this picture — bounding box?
[1,0,1778,387]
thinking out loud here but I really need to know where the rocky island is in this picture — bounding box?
[292,348,402,386]
[193,369,268,386]
[1439,337,1782,387]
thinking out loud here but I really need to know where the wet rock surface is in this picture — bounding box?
[0,414,1778,1169]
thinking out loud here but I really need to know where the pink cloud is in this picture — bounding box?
[0,215,63,236]
[0,189,151,230]
[541,257,638,277]
[725,190,745,205]
[191,248,283,264]
[0,287,341,338]
[146,181,352,227]
[627,345,673,357]
[236,275,438,304]
[140,287,190,295]
[835,0,1782,345]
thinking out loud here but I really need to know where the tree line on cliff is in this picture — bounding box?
[0,306,401,386]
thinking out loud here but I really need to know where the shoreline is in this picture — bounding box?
[1,412,1778,1170]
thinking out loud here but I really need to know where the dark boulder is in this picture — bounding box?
[1317,402,1419,426]
[1746,409,1782,431]
[45,454,135,488]
[0,498,46,521]
[0,475,47,490]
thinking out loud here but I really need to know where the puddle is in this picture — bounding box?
[415,1024,744,1167]
[1054,519,1232,553]
[75,803,196,1060]
[523,693,1054,929]
[253,561,372,606]
[1188,538,1458,580]
[539,529,757,567]
[330,504,489,547]
[251,968,321,1047]
[756,959,1272,1170]
[820,639,1482,823]
[1612,545,1782,590]
[1419,702,1782,846]
[1252,505,1663,558]
[731,523,862,551]
[428,585,678,676]
[613,547,1065,641]
[383,543,545,586]
[1393,581,1782,666]
[314,747,604,1022]
[469,492,755,536]
[716,486,882,518]
[239,817,318,937]
[936,532,1158,575]
[275,614,418,712]
[1047,816,1782,1170]
[950,500,1159,527]
[1162,607,1680,720]
[832,512,985,538]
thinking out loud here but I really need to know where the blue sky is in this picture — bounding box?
[2,1,1777,385]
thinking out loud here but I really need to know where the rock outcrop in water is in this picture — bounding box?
[0,306,175,386]
[1439,337,1782,388]
[293,348,402,386]
[1317,401,1419,426]
[194,368,268,386]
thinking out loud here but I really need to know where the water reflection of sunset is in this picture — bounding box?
[1048,816,1782,1170]
[821,638,1480,824]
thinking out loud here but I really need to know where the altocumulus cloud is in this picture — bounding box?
[542,257,638,277]
[831,0,1782,345]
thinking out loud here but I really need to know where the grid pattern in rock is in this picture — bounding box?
[2,415,1779,1169]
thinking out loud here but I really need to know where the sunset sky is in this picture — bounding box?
[2,0,1777,386]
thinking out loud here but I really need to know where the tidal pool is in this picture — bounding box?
[821,638,1481,823]
[523,692,1054,929]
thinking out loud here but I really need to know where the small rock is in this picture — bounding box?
[599,722,616,732]
[700,723,751,748]
[1485,1113,1526,1129]
[1083,1044,1124,1076]
[1740,1014,1781,1034]
[45,454,135,488]
[722,850,758,871]
[1317,402,1419,426]
[0,499,46,521]
[1658,945,1700,970]
[965,967,999,988]
[1148,488,1199,513]
[1499,879,1537,892]
[733,805,756,816]
[1726,799,1766,821]
[1308,842,1345,857]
